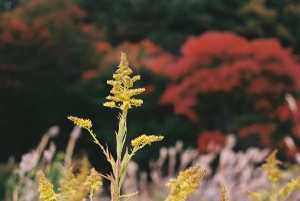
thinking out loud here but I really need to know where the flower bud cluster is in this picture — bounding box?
[104,52,145,111]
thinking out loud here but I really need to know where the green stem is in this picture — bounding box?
[112,189,120,201]
[113,110,128,201]
[89,190,94,201]
[87,129,107,156]
[116,110,127,159]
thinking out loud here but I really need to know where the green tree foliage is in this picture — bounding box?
[235,0,300,54]
[71,0,300,55]
[72,0,249,54]
[0,0,105,160]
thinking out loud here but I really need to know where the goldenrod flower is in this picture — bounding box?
[278,178,300,196]
[83,168,102,192]
[103,52,145,111]
[245,191,261,201]
[38,171,60,201]
[165,164,208,201]
[59,168,82,200]
[220,187,229,201]
[58,168,93,201]
[131,134,164,149]
[68,116,92,129]
[259,150,283,183]
[76,155,92,183]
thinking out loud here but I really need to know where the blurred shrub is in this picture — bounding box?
[236,0,300,55]
[0,0,105,161]
[160,31,300,147]
[0,164,15,200]
[72,0,300,55]
[72,0,249,54]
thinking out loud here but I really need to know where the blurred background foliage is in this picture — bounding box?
[0,0,300,175]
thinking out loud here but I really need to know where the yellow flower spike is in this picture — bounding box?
[259,150,283,184]
[83,168,102,192]
[131,134,164,148]
[278,178,300,197]
[220,187,229,201]
[165,164,208,201]
[76,155,92,183]
[103,52,145,111]
[84,168,102,201]
[59,168,82,200]
[68,116,93,129]
[59,168,91,201]
[37,171,60,201]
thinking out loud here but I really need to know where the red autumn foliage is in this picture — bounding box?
[197,130,227,153]
[0,0,106,91]
[144,84,155,96]
[82,70,98,80]
[238,124,277,147]
[94,41,112,53]
[254,98,273,112]
[0,18,34,45]
[94,32,300,150]
[100,39,175,74]
[68,4,87,18]
[160,32,300,122]
[274,99,300,122]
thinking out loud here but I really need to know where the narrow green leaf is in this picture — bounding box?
[120,191,139,199]
[119,148,129,187]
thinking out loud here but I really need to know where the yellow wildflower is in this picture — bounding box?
[245,191,261,201]
[165,164,208,201]
[59,168,83,200]
[37,171,60,201]
[68,116,92,129]
[83,168,102,192]
[76,155,92,183]
[259,150,283,183]
[278,178,300,196]
[220,187,229,201]
[103,52,145,111]
[58,168,92,201]
[131,134,164,148]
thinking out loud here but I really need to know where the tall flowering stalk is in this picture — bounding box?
[68,52,163,201]
[165,164,208,201]
[36,52,227,201]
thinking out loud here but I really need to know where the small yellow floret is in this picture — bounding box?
[68,116,92,129]
[165,164,208,201]
[131,134,164,148]
[278,178,300,196]
[83,168,102,192]
[103,101,116,108]
[38,171,60,201]
[259,150,283,183]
